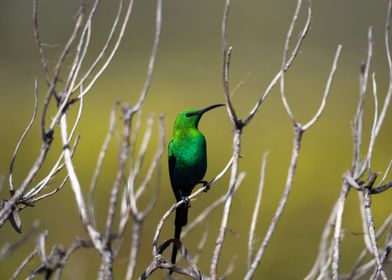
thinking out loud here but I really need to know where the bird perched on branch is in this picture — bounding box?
[168,104,224,273]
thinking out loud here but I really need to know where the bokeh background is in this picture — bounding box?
[1,0,392,279]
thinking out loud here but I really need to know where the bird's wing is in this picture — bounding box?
[168,139,175,177]
[168,139,180,201]
[168,154,176,185]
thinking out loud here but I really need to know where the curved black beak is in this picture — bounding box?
[197,104,225,116]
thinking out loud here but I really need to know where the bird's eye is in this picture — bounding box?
[186,112,195,117]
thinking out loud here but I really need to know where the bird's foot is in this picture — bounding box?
[181,196,191,206]
[198,180,210,192]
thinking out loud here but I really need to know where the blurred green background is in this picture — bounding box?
[1,0,392,279]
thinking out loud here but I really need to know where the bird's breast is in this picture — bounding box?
[171,132,207,192]
[175,135,206,167]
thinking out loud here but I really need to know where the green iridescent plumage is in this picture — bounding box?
[168,104,224,271]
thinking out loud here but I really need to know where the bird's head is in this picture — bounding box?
[174,104,225,131]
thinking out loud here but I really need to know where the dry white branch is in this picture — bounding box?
[245,28,341,280]
[302,45,342,130]
[363,187,388,280]
[125,116,165,280]
[11,248,37,280]
[364,73,379,170]
[77,0,134,99]
[304,202,338,280]
[331,181,350,280]
[248,152,268,268]
[243,0,312,127]
[72,0,124,93]
[374,0,392,136]
[88,104,117,227]
[59,112,104,254]
[210,131,241,280]
[9,79,39,193]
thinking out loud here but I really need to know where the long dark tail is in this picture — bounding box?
[170,205,188,274]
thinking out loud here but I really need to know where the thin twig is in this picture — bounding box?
[374,0,392,136]
[25,177,68,205]
[32,0,50,85]
[245,27,341,280]
[346,213,392,279]
[302,45,342,130]
[125,221,143,280]
[9,79,39,193]
[72,0,121,93]
[304,202,338,280]
[77,0,135,99]
[244,125,303,280]
[88,104,117,227]
[243,0,312,127]
[221,0,238,125]
[59,112,103,254]
[363,188,388,280]
[210,131,241,280]
[353,27,373,177]
[248,152,268,268]
[332,181,350,280]
[11,248,37,280]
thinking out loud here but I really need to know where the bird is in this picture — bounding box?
[168,103,224,272]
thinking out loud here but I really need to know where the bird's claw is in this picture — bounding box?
[198,180,210,192]
[181,196,191,205]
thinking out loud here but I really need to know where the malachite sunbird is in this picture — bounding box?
[168,103,225,271]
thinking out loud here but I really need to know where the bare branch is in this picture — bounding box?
[59,112,103,254]
[129,0,163,113]
[244,125,303,280]
[346,213,392,280]
[304,202,338,280]
[72,0,122,93]
[128,114,155,200]
[248,152,268,268]
[243,0,312,126]
[77,0,130,99]
[193,225,210,265]
[279,0,305,124]
[352,27,373,176]
[364,73,379,170]
[357,192,374,253]
[302,45,342,130]
[125,222,143,280]
[0,141,51,228]
[221,0,238,125]
[123,117,165,280]
[88,103,117,226]
[331,181,350,280]
[377,160,392,188]
[374,0,392,136]
[24,134,79,200]
[11,248,37,280]
[26,177,68,205]
[9,79,39,193]
[210,131,242,280]
[32,0,50,85]
[136,116,165,209]
[362,188,388,280]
